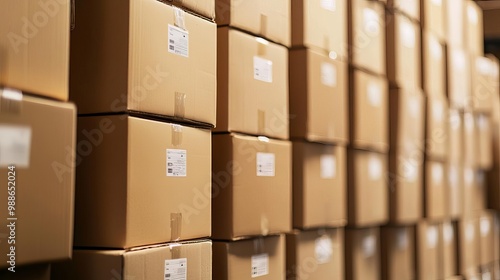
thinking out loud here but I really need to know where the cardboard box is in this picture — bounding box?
[216,27,289,139]
[458,216,480,276]
[213,235,285,280]
[466,0,484,56]
[388,151,423,224]
[347,149,389,227]
[387,0,420,22]
[424,160,447,221]
[471,55,500,113]
[286,228,344,280]
[345,227,381,280]
[348,0,386,75]
[449,109,464,164]
[416,221,440,280]
[165,0,215,19]
[349,69,389,152]
[0,264,50,280]
[381,226,416,280]
[463,167,487,214]
[291,0,348,58]
[52,240,212,280]
[71,0,216,126]
[446,0,466,48]
[491,262,500,280]
[421,0,446,42]
[479,211,496,266]
[476,113,493,169]
[422,30,446,97]
[426,95,449,160]
[448,48,471,109]
[0,0,70,101]
[389,88,425,155]
[484,7,500,38]
[447,164,464,219]
[74,115,211,248]
[386,11,422,89]
[0,91,75,268]
[212,133,291,240]
[289,49,348,144]
[441,221,458,278]
[463,111,477,167]
[292,142,347,229]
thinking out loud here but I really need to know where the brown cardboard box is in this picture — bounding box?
[424,160,447,221]
[286,228,344,280]
[347,149,389,227]
[389,88,425,155]
[52,240,212,280]
[476,113,493,169]
[292,142,347,229]
[0,0,70,101]
[447,164,464,219]
[479,211,496,267]
[165,0,215,19]
[291,0,348,58]
[0,264,50,280]
[484,7,500,38]
[345,227,381,280]
[381,226,416,280]
[421,0,446,42]
[466,0,484,56]
[448,48,471,109]
[289,49,348,144]
[426,95,449,160]
[449,109,464,164]
[213,235,285,280]
[74,115,211,248]
[416,221,440,280]
[386,11,422,89]
[216,0,291,46]
[388,151,423,224]
[441,221,458,278]
[422,30,446,97]
[349,69,389,152]
[458,216,480,276]
[471,55,499,113]
[387,0,420,22]
[216,27,289,139]
[71,0,216,126]
[212,133,291,240]
[0,91,75,268]
[463,111,477,167]
[445,276,464,280]
[446,0,466,48]
[348,0,387,76]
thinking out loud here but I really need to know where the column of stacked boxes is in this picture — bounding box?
[345,1,389,279]
[51,1,216,279]
[0,1,75,278]
[287,1,348,280]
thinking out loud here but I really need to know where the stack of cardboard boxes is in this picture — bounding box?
[0,1,75,278]
[51,0,216,279]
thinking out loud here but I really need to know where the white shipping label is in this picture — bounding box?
[427,226,438,249]
[367,82,382,107]
[253,56,273,83]
[164,258,187,280]
[432,0,442,5]
[466,223,475,242]
[166,149,187,177]
[464,113,474,132]
[478,114,488,130]
[481,218,491,237]
[433,102,444,122]
[320,154,336,179]
[363,8,380,36]
[443,222,454,244]
[362,234,376,258]
[321,62,337,87]
[257,152,275,177]
[468,5,478,24]
[432,164,444,183]
[448,166,458,185]
[430,36,443,59]
[0,125,31,168]
[476,57,491,75]
[368,155,382,181]
[315,236,333,264]
[453,51,466,70]
[251,254,269,278]
[483,272,492,280]
[400,21,416,48]
[407,96,420,119]
[320,0,336,11]
[168,24,189,57]
[464,168,474,185]
[397,229,408,250]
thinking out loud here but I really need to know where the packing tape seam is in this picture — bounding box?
[174,92,187,119]
[171,124,183,146]
[0,88,23,115]
[170,212,182,241]
[174,6,187,30]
